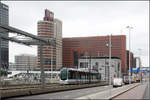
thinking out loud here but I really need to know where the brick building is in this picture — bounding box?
[62,35,127,73]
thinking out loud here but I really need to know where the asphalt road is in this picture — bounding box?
[8,85,112,99]
[143,82,150,99]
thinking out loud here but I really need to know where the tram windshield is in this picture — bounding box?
[60,69,67,80]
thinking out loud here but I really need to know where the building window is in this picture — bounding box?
[80,52,84,57]
[44,58,51,64]
[73,51,78,67]
[106,61,109,65]
[80,62,88,68]
[93,62,99,71]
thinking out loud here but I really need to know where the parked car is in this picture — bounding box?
[113,78,123,87]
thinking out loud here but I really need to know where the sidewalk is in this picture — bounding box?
[113,83,148,99]
[77,83,139,99]
[143,83,150,99]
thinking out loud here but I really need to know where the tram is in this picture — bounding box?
[59,68,101,84]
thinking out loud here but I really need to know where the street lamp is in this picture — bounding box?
[126,26,133,84]
[137,48,142,83]
[109,35,112,95]
[106,34,112,96]
[51,42,53,81]
[109,35,111,86]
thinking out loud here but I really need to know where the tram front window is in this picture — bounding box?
[60,69,67,80]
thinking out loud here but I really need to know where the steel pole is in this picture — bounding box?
[0,37,1,76]
[127,26,133,84]
[109,35,112,85]
[105,56,106,81]
[129,29,131,84]
[0,37,1,100]
[139,49,142,83]
[128,27,131,84]
[40,44,45,88]
[89,52,91,84]
[109,35,112,96]
[51,44,53,80]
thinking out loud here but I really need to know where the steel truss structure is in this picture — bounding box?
[0,24,55,88]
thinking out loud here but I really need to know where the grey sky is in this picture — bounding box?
[2,1,149,67]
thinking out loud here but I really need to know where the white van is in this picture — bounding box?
[113,78,123,87]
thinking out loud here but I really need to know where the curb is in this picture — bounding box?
[110,83,140,99]
[76,83,140,99]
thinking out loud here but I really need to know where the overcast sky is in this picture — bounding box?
[2,1,149,67]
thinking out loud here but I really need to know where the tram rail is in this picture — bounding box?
[1,81,108,99]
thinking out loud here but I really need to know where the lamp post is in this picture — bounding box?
[109,35,112,86]
[40,44,45,88]
[0,37,1,76]
[109,35,112,97]
[137,48,142,83]
[106,35,112,96]
[51,43,53,81]
[89,49,92,84]
[126,26,133,84]
[86,53,88,70]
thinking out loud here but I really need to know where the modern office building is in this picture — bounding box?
[37,9,62,70]
[54,19,62,70]
[0,2,9,72]
[63,35,127,73]
[8,62,16,71]
[78,57,122,81]
[15,54,37,71]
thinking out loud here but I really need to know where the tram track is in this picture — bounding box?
[1,82,108,99]
[0,83,60,90]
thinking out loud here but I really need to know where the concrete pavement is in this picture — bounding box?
[5,82,147,99]
[77,83,139,99]
[143,82,150,99]
[113,82,148,99]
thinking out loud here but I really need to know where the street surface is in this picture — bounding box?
[6,82,150,99]
[113,82,149,99]
[143,82,150,99]
[8,85,112,99]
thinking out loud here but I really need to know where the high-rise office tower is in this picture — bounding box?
[37,9,62,70]
[54,19,62,70]
[0,2,9,73]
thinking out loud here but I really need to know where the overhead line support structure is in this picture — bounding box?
[0,24,55,88]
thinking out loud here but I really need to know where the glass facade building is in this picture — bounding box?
[0,2,9,72]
